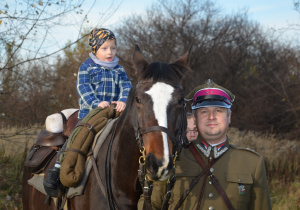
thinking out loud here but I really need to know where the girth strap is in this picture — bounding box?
[88,152,107,198]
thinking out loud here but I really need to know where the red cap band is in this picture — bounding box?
[193,88,231,103]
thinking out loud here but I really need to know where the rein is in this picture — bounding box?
[105,117,119,210]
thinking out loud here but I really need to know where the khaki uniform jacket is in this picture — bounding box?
[138,138,272,210]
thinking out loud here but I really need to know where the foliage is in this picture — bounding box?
[50,34,90,111]
[1,0,300,138]
[116,0,300,138]
[0,0,120,125]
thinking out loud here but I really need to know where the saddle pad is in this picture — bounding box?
[27,118,118,198]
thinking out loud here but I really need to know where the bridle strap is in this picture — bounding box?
[140,126,176,143]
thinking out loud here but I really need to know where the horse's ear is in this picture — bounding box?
[133,44,149,77]
[170,46,192,82]
[173,45,192,67]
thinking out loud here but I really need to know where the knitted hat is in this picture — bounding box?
[89,28,117,54]
[185,79,235,110]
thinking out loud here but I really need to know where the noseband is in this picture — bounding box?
[135,103,187,158]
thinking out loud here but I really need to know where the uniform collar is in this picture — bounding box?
[194,137,229,159]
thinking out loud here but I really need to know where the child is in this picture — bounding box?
[43,29,132,194]
[77,28,132,119]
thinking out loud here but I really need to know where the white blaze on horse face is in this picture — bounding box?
[145,82,174,179]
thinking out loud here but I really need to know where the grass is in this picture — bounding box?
[0,126,299,209]
[0,149,23,210]
[269,179,300,210]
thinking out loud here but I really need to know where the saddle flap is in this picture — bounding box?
[35,129,67,147]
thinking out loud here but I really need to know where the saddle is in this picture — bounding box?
[24,129,67,174]
[24,108,79,174]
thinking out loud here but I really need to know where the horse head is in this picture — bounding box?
[131,45,190,181]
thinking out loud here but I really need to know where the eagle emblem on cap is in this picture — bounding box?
[207,79,214,88]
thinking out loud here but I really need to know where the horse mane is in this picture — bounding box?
[121,60,189,124]
[141,62,188,84]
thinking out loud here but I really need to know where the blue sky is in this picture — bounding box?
[219,0,298,31]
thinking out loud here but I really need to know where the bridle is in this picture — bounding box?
[134,83,188,210]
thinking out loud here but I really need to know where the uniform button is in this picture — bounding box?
[210,168,214,172]
[238,178,242,182]
[209,193,214,197]
[209,206,214,210]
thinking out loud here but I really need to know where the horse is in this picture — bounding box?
[22,45,190,209]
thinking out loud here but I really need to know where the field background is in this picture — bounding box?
[0,126,299,209]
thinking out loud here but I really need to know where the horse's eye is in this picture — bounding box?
[135,97,141,103]
[178,98,184,104]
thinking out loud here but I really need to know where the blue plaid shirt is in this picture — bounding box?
[77,57,132,119]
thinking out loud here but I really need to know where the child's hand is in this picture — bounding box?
[98,101,110,108]
[112,101,126,112]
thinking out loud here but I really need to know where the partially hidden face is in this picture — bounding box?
[95,39,116,62]
[186,116,198,142]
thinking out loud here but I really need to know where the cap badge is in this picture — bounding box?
[207,79,214,88]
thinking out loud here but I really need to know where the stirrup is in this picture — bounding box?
[43,167,61,197]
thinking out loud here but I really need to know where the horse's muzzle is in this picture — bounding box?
[145,154,173,181]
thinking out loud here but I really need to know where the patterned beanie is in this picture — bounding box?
[89,28,117,54]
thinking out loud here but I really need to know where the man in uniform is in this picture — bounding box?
[138,79,272,210]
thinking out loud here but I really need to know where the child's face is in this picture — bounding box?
[95,39,117,62]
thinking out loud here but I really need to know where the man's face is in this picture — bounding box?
[95,39,117,62]
[186,116,198,142]
[195,107,231,144]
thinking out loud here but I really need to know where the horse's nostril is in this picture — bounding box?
[145,153,160,173]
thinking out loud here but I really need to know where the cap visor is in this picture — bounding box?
[192,100,231,109]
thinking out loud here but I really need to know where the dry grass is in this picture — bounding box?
[0,125,42,157]
[228,127,299,183]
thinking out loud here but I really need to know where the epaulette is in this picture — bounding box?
[229,144,262,157]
